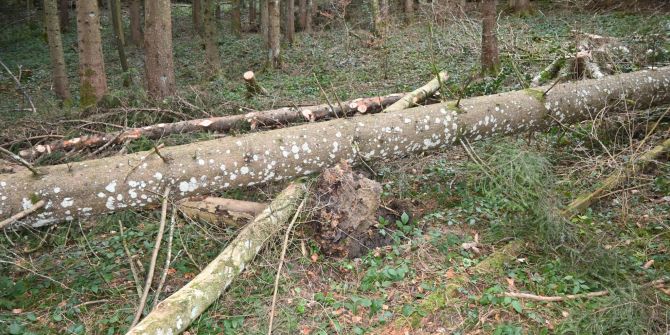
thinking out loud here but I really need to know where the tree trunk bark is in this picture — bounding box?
[125,183,306,335]
[231,0,242,37]
[268,0,281,68]
[298,0,306,30]
[145,0,176,99]
[304,0,312,33]
[261,0,269,46]
[76,0,107,106]
[2,68,670,228]
[481,0,499,76]
[370,0,383,37]
[110,0,130,87]
[380,0,388,19]
[510,0,529,15]
[130,0,144,47]
[203,0,222,74]
[45,0,70,100]
[193,0,203,35]
[19,93,406,158]
[286,0,294,43]
[58,0,69,32]
[404,0,413,24]
[109,0,125,46]
[178,196,267,226]
[249,0,257,29]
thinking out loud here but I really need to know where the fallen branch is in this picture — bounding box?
[562,136,670,217]
[384,71,449,112]
[2,68,670,228]
[0,147,40,176]
[0,200,45,230]
[125,182,306,335]
[152,206,176,310]
[19,93,406,159]
[130,188,171,327]
[502,290,609,302]
[177,196,267,226]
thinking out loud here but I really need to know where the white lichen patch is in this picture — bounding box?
[60,198,74,208]
[105,180,117,193]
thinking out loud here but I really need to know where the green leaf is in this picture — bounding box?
[401,212,410,224]
[511,300,523,313]
[401,304,416,317]
[8,323,23,335]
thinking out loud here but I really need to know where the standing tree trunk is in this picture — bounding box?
[58,0,69,32]
[481,0,499,76]
[130,0,144,47]
[144,0,176,99]
[249,0,257,29]
[193,0,203,35]
[404,0,413,24]
[45,0,70,100]
[286,0,294,43]
[370,0,383,37]
[509,0,529,15]
[109,0,125,46]
[298,0,306,30]
[231,0,242,37]
[110,0,130,87]
[268,0,281,68]
[304,0,312,33]
[203,0,222,74]
[261,0,269,45]
[380,0,388,21]
[76,0,107,106]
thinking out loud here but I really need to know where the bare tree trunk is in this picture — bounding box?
[380,0,388,21]
[481,0,499,76]
[404,0,413,24]
[193,0,203,34]
[145,0,176,99]
[58,0,69,32]
[3,68,670,228]
[261,0,269,45]
[125,183,306,335]
[130,0,144,47]
[231,0,242,37]
[298,0,306,30]
[370,0,383,37]
[76,0,107,106]
[249,0,257,29]
[268,0,281,68]
[109,0,125,46]
[203,0,222,74]
[286,0,294,43]
[45,0,70,100]
[110,0,130,87]
[510,0,529,15]
[304,0,312,33]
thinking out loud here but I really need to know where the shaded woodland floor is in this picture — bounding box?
[1,2,670,334]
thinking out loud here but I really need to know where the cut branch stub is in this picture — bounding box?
[243,70,269,97]
[2,68,670,228]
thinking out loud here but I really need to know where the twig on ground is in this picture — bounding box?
[130,187,171,327]
[0,258,71,290]
[0,200,45,230]
[267,197,307,335]
[119,220,144,299]
[502,290,608,302]
[152,206,176,310]
[0,147,40,176]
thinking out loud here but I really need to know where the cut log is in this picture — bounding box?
[384,71,449,112]
[2,68,670,228]
[125,182,305,335]
[19,93,406,159]
[178,196,267,226]
[562,136,670,217]
[243,71,269,97]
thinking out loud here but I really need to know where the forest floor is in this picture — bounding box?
[1,2,670,334]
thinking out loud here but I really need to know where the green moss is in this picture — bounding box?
[79,80,97,108]
[523,88,546,102]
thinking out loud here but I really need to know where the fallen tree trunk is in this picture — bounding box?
[125,182,305,335]
[19,93,406,159]
[178,196,267,225]
[384,71,449,112]
[2,67,670,227]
